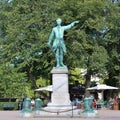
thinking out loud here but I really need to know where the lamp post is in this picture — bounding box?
[21,79,25,99]
[20,79,25,110]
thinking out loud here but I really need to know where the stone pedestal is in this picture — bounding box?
[47,67,71,110]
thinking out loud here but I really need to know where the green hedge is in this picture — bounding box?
[0,102,18,110]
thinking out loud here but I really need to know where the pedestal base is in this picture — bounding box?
[80,112,96,117]
[20,112,33,118]
[48,92,71,106]
[48,67,71,110]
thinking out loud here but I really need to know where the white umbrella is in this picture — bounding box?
[35,85,53,92]
[87,84,118,90]
[87,84,118,100]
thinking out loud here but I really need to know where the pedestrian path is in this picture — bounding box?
[0,109,120,120]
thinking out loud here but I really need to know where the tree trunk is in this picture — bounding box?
[28,71,37,89]
[84,68,91,97]
[84,54,93,97]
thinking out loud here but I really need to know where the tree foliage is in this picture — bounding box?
[0,0,120,98]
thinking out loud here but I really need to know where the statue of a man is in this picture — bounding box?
[47,18,79,68]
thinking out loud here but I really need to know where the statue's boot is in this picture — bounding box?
[56,57,60,68]
[56,64,60,68]
[60,63,66,68]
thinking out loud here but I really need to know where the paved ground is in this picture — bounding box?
[0,109,120,120]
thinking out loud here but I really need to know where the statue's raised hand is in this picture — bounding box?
[75,20,79,24]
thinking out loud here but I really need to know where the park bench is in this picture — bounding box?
[2,103,15,110]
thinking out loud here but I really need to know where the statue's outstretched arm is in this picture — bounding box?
[71,20,79,27]
[64,20,79,30]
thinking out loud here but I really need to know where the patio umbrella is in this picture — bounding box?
[35,85,53,92]
[87,84,118,100]
[87,84,118,90]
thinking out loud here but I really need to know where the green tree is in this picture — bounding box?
[0,0,63,98]
[0,0,119,98]
[100,1,120,87]
[51,0,109,96]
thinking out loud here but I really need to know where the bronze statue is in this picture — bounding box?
[47,18,79,68]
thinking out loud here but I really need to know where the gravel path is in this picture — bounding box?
[0,109,120,120]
